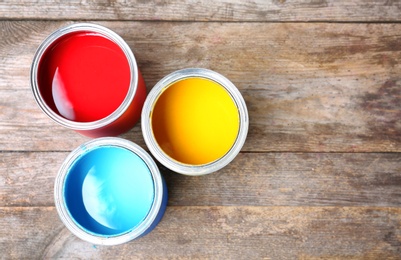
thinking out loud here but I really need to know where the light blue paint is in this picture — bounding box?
[64,146,155,236]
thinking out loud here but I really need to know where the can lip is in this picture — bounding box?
[141,68,249,176]
[54,137,164,245]
[30,23,139,131]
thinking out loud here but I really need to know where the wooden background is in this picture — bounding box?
[1,1,401,259]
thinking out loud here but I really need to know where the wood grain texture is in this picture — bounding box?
[0,0,401,22]
[1,2,401,258]
[1,21,401,152]
[1,206,400,259]
[2,152,400,207]
[0,0,401,260]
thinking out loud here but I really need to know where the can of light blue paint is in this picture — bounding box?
[54,137,167,245]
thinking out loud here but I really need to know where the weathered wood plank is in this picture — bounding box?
[0,207,63,259]
[1,206,400,259]
[2,152,400,207]
[0,0,401,22]
[1,21,401,152]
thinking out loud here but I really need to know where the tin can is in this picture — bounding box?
[54,137,167,245]
[142,68,249,176]
[30,23,146,138]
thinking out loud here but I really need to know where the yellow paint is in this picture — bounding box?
[151,77,240,165]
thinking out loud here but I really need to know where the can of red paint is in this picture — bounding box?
[54,137,168,245]
[141,68,249,176]
[30,23,146,137]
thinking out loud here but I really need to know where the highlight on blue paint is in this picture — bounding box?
[63,145,155,236]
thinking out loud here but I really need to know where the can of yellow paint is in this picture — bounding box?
[142,68,248,175]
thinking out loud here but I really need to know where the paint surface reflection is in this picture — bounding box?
[64,146,155,235]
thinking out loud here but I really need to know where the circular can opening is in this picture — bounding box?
[142,68,249,176]
[54,137,167,245]
[31,23,140,133]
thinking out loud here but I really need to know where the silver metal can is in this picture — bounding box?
[141,68,249,176]
[54,137,167,245]
[30,23,146,138]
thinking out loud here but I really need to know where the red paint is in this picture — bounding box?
[38,32,131,122]
[77,72,147,138]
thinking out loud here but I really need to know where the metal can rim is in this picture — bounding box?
[30,23,139,131]
[141,68,249,176]
[54,137,164,245]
